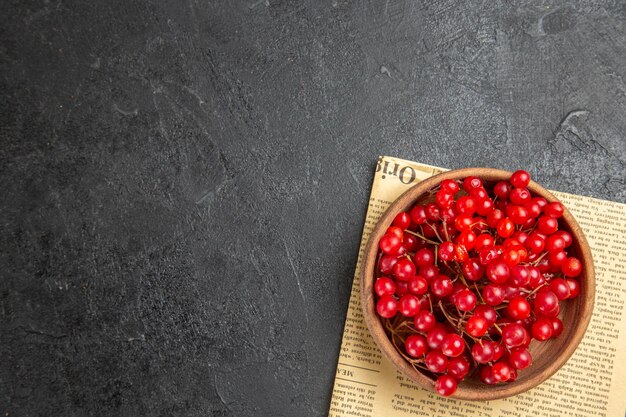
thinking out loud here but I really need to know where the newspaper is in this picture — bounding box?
[328,156,626,417]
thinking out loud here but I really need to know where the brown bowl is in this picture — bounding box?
[361,168,595,401]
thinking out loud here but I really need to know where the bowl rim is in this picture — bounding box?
[360,167,595,401]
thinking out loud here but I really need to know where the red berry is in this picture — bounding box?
[398,294,420,317]
[379,234,402,255]
[376,295,397,318]
[439,242,456,261]
[509,265,530,287]
[508,205,529,224]
[430,275,454,297]
[534,290,559,316]
[441,179,461,194]
[466,316,489,337]
[419,265,438,281]
[425,203,440,221]
[393,258,416,281]
[483,284,505,306]
[475,234,495,251]
[463,176,483,192]
[501,323,528,347]
[509,347,532,370]
[562,257,582,277]
[374,277,396,297]
[537,216,559,235]
[435,374,457,397]
[525,233,546,253]
[394,280,409,297]
[410,205,427,225]
[386,226,404,241]
[454,289,477,312]
[414,310,436,332]
[436,190,455,209]
[554,230,572,247]
[462,257,484,281]
[474,304,498,324]
[507,296,531,320]
[550,278,571,300]
[472,341,495,363]
[493,181,512,200]
[456,196,477,215]
[480,365,497,385]
[470,187,489,200]
[545,234,566,253]
[544,201,564,218]
[492,361,512,382]
[379,255,398,274]
[510,170,531,188]
[441,333,465,357]
[405,334,428,357]
[566,279,580,298]
[426,327,448,351]
[531,317,554,341]
[447,356,470,380]
[393,212,411,229]
[408,275,429,295]
[496,218,515,238]
[551,317,564,337]
[414,248,435,267]
[486,261,510,284]
[510,188,531,205]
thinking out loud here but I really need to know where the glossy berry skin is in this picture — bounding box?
[487,261,510,284]
[480,365,497,385]
[447,356,470,380]
[408,275,429,295]
[562,257,582,277]
[441,333,465,357]
[510,188,531,205]
[414,248,435,267]
[425,350,449,373]
[509,347,532,370]
[435,375,457,397]
[393,212,411,229]
[410,205,427,225]
[466,316,489,337]
[472,341,495,363]
[496,218,515,238]
[537,216,559,235]
[544,201,564,218]
[462,258,485,281]
[398,294,420,317]
[426,326,447,350]
[405,334,428,357]
[531,318,554,341]
[550,278,571,300]
[414,310,436,332]
[506,296,531,320]
[474,304,498,324]
[510,170,531,188]
[483,284,505,306]
[566,279,580,298]
[393,258,416,281]
[441,179,461,194]
[376,295,397,318]
[374,277,396,297]
[492,361,512,382]
[439,242,456,261]
[430,275,454,297]
[379,255,398,274]
[534,290,559,316]
[493,181,512,200]
[455,289,477,312]
[502,323,528,347]
[379,234,402,255]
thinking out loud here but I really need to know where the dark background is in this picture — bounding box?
[1,1,625,416]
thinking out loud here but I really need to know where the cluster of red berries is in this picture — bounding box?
[374,170,582,397]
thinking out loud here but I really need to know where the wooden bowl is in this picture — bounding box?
[361,168,595,401]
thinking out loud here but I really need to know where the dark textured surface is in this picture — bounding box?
[1,1,625,416]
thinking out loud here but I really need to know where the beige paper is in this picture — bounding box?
[328,156,626,417]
